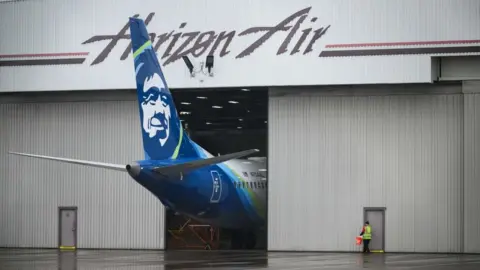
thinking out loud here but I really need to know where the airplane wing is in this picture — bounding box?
[152,149,259,175]
[8,151,126,171]
[9,148,259,175]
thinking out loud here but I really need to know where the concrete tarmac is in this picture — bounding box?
[0,249,480,269]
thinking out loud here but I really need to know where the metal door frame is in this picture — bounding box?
[363,207,386,252]
[58,206,78,250]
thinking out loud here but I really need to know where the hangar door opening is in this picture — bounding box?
[268,84,464,252]
[165,87,268,251]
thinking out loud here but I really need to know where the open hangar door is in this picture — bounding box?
[165,87,268,251]
[0,90,165,249]
[267,83,471,253]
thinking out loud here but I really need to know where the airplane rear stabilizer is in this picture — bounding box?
[8,149,258,175]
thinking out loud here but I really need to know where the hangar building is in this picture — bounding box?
[1,0,480,253]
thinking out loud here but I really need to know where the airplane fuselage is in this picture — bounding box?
[127,157,267,229]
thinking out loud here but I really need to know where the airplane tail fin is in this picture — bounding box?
[129,17,200,160]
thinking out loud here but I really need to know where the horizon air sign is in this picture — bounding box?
[5,5,473,70]
[81,7,331,66]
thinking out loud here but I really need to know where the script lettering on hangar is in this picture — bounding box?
[81,7,331,66]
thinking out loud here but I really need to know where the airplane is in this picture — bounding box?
[8,17,267,249]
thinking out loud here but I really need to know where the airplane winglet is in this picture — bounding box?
[152,149,260,175]
[8,151,126,172]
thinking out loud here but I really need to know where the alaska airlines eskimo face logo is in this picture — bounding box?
[141,73,172,146]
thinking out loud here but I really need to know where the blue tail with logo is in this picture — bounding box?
[129,17,201,161]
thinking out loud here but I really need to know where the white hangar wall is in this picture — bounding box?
[268,83,472,253]
[1,0,480,92]
[463,81,480,253]
[0,91,165,249]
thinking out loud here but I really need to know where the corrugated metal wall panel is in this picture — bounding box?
[0,104,9,246]
[0,97,165,249]
[268,87,464,252]
[463,83,480,253]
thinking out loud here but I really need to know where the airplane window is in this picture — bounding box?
[254,182,258,189]
[243,182,246,189]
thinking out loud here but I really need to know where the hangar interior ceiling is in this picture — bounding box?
[172,87,268,132]
[173,87,268,157]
